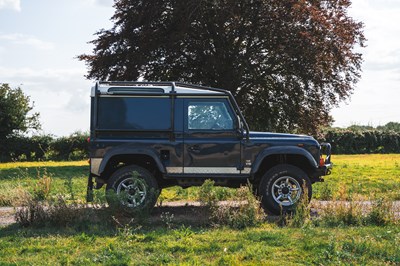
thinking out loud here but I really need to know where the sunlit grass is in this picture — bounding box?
[0,160,88,169]
[1,155,400,206]
[313,154,400,200]
[0,155,399,265]
[0,161,89,206]
[0,224,398,265]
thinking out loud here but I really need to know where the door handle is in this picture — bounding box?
[188,145,200,152]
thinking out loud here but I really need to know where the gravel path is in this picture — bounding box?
[1,200,399,227]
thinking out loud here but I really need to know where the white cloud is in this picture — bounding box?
[350,0,400,71]
[0,66,83,82]
[0,0,20,11]
[0,33,54,50]
[332,0,400,127]
[0,66,92,136]
[84,0,113,7]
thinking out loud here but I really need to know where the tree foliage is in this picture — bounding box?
[79,0,365,134]
[377,122,400,132]
[334,122,400,132]
[0,83,40,139]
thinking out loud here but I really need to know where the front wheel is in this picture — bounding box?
[259,164,312,215]
[106,165,159,214]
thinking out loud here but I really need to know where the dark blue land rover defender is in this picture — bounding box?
[87,81,332,214]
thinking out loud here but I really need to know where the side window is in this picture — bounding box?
[98,97,171,130]
[187,100,234,130]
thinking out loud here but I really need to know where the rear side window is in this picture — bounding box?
[97,97,171,130]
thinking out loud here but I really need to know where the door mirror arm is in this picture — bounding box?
[236,127,245,139]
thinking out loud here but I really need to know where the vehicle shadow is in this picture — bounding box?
[0,205,210,237]
[0,204,280,237]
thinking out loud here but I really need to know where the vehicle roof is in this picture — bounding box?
[92,81,228,96]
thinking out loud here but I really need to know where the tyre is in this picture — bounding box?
[106,165,159,213]
[259,164,312,215]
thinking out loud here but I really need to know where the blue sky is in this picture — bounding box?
[0,0,399,136]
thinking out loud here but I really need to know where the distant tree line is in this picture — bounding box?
[321,123,400,154]
[0,132,88,162]
[1,123,400,162]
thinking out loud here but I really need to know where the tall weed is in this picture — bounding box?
[0,186,30,206]
[364,198,396,226]
[316,200,364,226]
[15,195,107,228]
[198,179,218,208]
[33,169,52,201]
[316,182,333,200]
[286,184,311,228]
[210,185,265,229]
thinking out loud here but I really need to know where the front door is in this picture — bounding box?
[183,98,242,175]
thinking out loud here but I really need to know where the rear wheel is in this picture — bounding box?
[259,164,311,215]
[106,165,159,213]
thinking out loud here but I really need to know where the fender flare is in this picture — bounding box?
[98,147,166,175]
[251,146,318,174]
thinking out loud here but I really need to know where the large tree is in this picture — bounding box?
[0,84,40,140]
[79,0,365,134]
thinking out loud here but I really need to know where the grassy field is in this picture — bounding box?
[312,154,400,201]
[0,155,399,265]
[1,154,399,206]
[0,161,89,206]
[0,222,399,265]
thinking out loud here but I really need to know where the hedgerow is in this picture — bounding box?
[0,131,89,162]
[321,129,400,154]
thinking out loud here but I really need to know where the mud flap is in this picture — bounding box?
[86,174,94,202]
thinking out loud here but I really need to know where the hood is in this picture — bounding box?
[248,131,314,140]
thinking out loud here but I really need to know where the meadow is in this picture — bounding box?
[1,154,400,206]
[0,154,399,265]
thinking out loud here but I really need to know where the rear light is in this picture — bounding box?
[319,157,325,167]
[87,137,90,143]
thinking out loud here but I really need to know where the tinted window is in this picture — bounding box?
[98,97,171,130]
[187,100,234,130]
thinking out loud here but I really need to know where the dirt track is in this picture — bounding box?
[1,200,399,227]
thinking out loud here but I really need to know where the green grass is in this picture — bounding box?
[0,155,399,265]
[0,223,399,265]
[0,161,89,206]
[1,154,400,206]
[313,154,400,200]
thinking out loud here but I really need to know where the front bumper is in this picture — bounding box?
[319,142,333,175]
